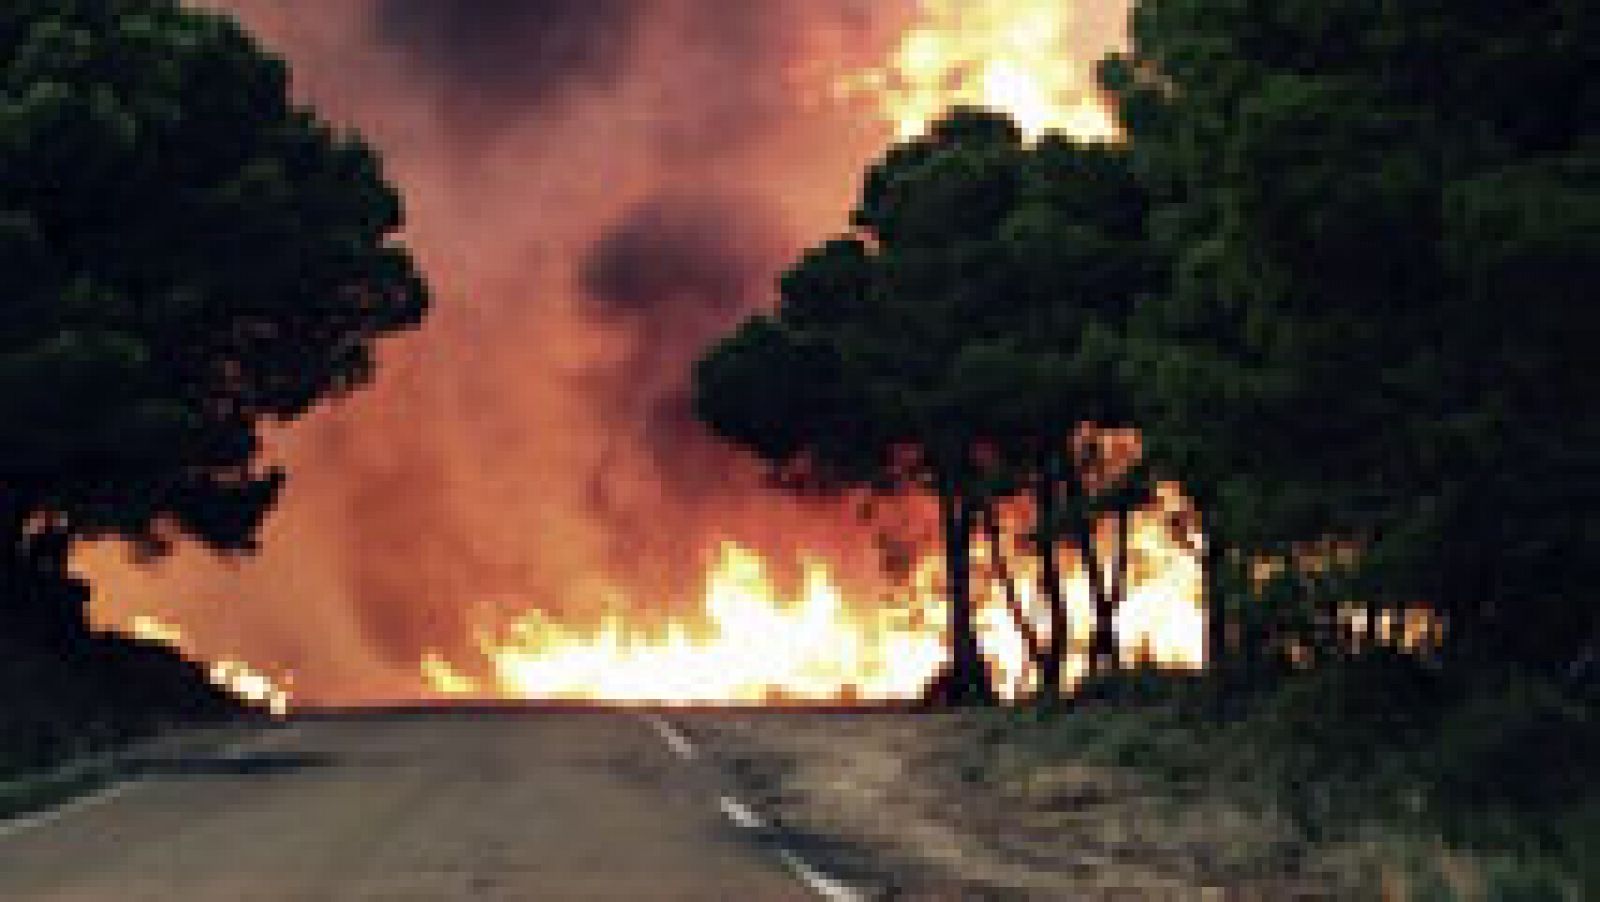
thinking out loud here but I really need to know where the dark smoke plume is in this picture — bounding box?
[89,0,1078,700]
[374,0,640,101]
[582,194,776,323]
[578,193,790,595]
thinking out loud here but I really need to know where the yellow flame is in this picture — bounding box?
[475,544,949,705]
[843,0,1121,142]
[209,659,292,718]
[420,651,480,696]
[127,614,292,716]
[128,614,185,647]
[426,494,1207,705]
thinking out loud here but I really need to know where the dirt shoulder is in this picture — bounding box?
[682,710,1370,900]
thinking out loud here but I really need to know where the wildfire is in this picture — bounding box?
[128,614,292,717]
[422,503,1206,705]
[842,0,1122,142]
[207,659,293,718]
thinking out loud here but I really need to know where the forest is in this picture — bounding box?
[693,0,1598,893]
[0,0,1595,895]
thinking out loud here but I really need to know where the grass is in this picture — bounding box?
[0,628,246,819]
[0,750,121,822]
[992,656,1599,899]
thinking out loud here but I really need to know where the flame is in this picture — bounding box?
[469,544,949,705]
[424,492,1206,705]
[420,651,480,696]
[207,659,292,718]
[127,615,293,716]
[842,0,1121,142]
[127,614,186,648]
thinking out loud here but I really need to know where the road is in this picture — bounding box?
[0,710,836,901]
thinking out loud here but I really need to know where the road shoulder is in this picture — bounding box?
[681,710,1360,899]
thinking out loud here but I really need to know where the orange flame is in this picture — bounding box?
[128,614,293,716]
[422,490,1206,705]
[841,0,1121,142]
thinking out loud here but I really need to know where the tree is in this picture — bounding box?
[699,111,1045,704]
[699,108,1168,702]
[1103,0,1600,673]
[1,0,427,639]
[951,136,1162,689]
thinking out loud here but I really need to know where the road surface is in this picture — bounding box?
[0,710,839,901]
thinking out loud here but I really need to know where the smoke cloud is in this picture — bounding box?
[78,0,912,699]
[82,0,1125,701]
[373,0,641,141]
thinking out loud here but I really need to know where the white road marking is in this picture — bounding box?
[643,713,698,760]
[0,781,133,841]
[0,724,302,842]
[717,794,767,830]
[777,847,866,902]
[643,715,864,902]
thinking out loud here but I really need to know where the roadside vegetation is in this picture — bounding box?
[694,0,1597,895]
[1010,665,1600,897]
[1,0,425,782]
[0,630,239,817]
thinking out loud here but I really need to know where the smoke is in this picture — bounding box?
[373,0,641,142]
[583,195,773,322]
[579,192,782,484]
[84,0,1131,700]
[78,0,913,699]
[576,193,793,595]
[374,0,639,94]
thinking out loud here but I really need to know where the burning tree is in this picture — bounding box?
[696,108,1165,703]
[952,134,1164,686]
[0,0,426,642]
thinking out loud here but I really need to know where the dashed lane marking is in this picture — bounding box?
[642,715,864,902]
[643,713,699,760]
[718,794,767,830]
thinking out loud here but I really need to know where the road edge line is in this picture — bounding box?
[0,723,301,842]
[641,715,864,902]
[777,847,866,902]
[0,780,133,841]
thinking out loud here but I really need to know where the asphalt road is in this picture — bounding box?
[0,710,827,901]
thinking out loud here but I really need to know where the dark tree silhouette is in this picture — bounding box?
[698,112,1034,704]
[974,138,1161,686]
[0,0,427,640]
[698,109,1165,702]
[1104,0,1600,673]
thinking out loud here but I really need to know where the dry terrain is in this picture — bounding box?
[684,711,1371,899]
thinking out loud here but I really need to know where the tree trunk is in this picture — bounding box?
[982,506,1042,679]
[932,483,994,705]
[1201,532,1230,720]
[1365,597,1383,653]
[1032,455,1069,702]
[1095,502,1128,672]
[1073,473,1116,676]
[0,489,89,646]
[1203,535,1228,674]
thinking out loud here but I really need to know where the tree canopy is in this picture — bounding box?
[702,0,1598,696]
[697,108,1163,702]
[1105,0,1600,668]
[1,0,427,636]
